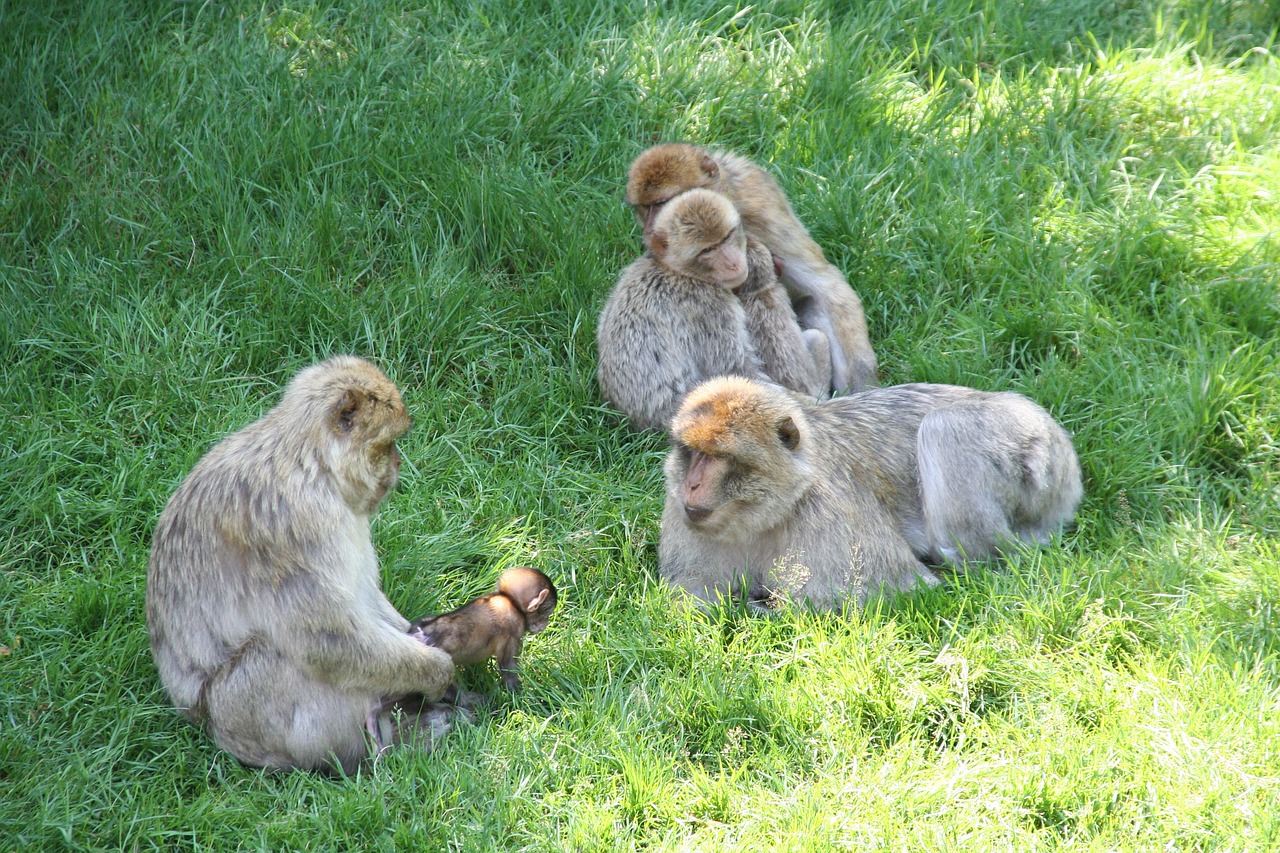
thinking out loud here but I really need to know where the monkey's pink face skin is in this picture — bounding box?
[709,243,748,290]
[681,450,729,526]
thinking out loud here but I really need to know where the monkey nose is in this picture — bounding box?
[684,503,713,524]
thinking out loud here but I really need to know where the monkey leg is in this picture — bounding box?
[376,693,475,752]
[801,328,833,398]
[921,395,1082,563]
[203,646,375,773]
[916,404,1035,563]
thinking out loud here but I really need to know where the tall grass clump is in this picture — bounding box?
[2,0,1278,849]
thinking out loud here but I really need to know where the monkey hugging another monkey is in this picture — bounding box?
[597,188,832,430]
[624,142,879,396]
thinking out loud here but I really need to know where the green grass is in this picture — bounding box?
[2,0,1278,849]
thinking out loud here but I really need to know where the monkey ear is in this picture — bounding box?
[777,416,801,451]
[524,589,549,613]
[329,388,368,434]
[699,155,719,179]
[648,229,668,257]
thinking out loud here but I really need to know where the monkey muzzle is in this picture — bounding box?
[683,503,714,524]
[681,450,722,526]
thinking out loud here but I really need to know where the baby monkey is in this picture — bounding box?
[408,567,558,692]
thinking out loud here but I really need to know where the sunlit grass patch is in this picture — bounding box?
[263,5,354,77]
[627,7,827,139]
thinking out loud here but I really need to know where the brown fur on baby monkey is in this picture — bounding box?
[408,567,558,692]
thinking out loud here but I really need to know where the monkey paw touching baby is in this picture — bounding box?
[406,567,558,692]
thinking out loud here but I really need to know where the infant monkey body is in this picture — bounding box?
[408,567,557,692]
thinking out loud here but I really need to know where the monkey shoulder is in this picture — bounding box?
[618,257,732,306]
[713,149,779,193]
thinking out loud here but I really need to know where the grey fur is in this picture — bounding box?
[146,356,458,773]
[659,377,1082,607]
[597,206,828,431]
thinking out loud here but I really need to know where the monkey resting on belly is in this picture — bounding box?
[658,376,1083,608]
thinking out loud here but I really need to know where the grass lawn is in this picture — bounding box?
[2,0,1279,849]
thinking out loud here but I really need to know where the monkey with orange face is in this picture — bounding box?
[597,187,831,430]
[626,142,877,395]
[659,376,1082,608]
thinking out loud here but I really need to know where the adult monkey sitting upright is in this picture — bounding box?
[147,356,460,774]
[626,142,878,394]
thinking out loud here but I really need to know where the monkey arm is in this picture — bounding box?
[291,614,456,701]
[494,635,524,691]
[373,590,411,632]
[777,254,877,393]
[245,512,430,689]
[740,283,828,398]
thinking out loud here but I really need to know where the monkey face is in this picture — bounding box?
[677,448,726,525]
[700,234,749,291]
[666,377,813,541]
[300,357,412,515]
[626,143,720,236]
[649,189,748,289]
[523,601,554,635]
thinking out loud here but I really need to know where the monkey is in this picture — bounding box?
[364,568,558,751]
[146,355,462,774]
[658,376,1082,608]
[625,142,878,394]
[596,187,831,430]
[406,566,558,692]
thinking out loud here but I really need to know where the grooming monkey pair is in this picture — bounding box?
[147,357,556,773]
[604,143,1082,605]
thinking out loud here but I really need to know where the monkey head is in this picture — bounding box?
[496,567,558,634]
[625,142,720,235]
[647,189,748,290]
[280,355,412,515]
[665,376,814,541]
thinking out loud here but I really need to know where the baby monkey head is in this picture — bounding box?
[497,566,558,634]
[647,189,748,291]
